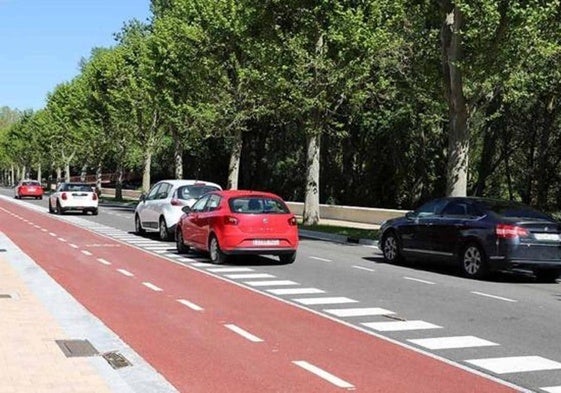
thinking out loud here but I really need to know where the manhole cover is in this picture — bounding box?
[102,351,132,369]
[56,340,99,357]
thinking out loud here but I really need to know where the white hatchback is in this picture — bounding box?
[48,182,99,215]
[134,179,222,240]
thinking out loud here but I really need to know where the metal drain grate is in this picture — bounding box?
[102,351,132,369]
[56,339,99,357]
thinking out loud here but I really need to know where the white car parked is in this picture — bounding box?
[134,179,222,240]
[48,182,99,215]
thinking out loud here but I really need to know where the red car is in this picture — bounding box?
[14,180,43,199]
[176,190,299,264]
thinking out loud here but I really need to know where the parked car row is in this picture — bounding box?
[134,180,299,265]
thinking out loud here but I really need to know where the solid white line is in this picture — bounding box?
[309,256,332,262]
[143,282,163,291]
[117,269,134,277]
[293,297,358,305]
[352,265,375,272]
[97,258,111,265]
[225,273,276,279]
[404,276,435,285]
[408,336,499,350]
[466,356,561,374]
[57,237,67,242]
[471,291,517,303]
[292,360,354,389]
[244,280,298,287]
[267,288,325,295]
[363,320,442,332]
[69,244,79,249]
[224,324,263,343]
[324,307,394,317]
[81,250,92,256]
[177,299,203,311]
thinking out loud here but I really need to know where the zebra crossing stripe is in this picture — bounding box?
[362,320,442,332]
[293,297,357,305]
[323,307,394,317]
[466,356,561,374]
[541,386,561,393]
[408,336,498,350]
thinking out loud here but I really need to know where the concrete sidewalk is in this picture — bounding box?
[0,232,178,393]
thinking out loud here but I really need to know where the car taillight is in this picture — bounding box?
[224,216,238,225]
[171,198,182,206]
[288,216,297,226]
[496,224,528,239]
[92,193,98,201]
[61,192,67,200]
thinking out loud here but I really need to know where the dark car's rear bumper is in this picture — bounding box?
[488,241,561,272]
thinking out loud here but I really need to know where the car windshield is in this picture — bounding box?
[62,184,93,192]
[229,197,289,214]
[22,181,40,186]
[481,200,551,220]
[177,184,220,200]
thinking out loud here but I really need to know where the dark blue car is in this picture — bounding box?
[379,197,561,282]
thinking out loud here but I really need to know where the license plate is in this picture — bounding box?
[28,187,36,191]
[253,239,280,246]
[534,233,560,241]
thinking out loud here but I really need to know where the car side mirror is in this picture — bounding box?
[182,206,192,214]
[139,194,146,202]
[405,211,416,220]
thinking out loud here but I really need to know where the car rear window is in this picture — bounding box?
[229,197,289,214]
[62,184,93,192]
[22,181,40,186]
[177,185,220,200]
[481,200,551,220]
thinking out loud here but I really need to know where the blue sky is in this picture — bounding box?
[0,0,152,111]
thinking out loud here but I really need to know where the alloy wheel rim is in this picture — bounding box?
[160,221,166,239]
[384,236,397,260]
[210,238,218,260]
[464,246,481,275]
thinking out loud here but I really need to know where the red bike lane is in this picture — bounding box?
[0,200,522,393]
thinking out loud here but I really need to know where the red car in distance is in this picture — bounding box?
[176,190,299,264]
[14,179,43,199]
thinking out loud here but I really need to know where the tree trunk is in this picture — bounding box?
[95,162,103,195]
[303,133,321,225]
[37,164,42,184]
[21,165,26,181]
[142,150,152,194]
[115,166,123,200]
[64,161,71,182]
[441,3,469,197]
[10,165,14,186]
[56,167,62,184]
[80,164,88,182]
[227,129,243,190]
[174,136,183,179]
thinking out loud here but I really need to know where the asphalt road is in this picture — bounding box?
[2,187,561,392]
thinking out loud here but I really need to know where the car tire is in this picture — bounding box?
[279,252,296,264]
[135,215,145,235]
[176,229,190,254]
[381,231,403,264]
[92,208,99,216]
[159,217,169,241]
[39,196,43,200]
[460,242,489,279]
[82,210,88,215]
[48,200,54,213]
[209,235,227,264]
[56,200,64,215]
[534,269,560,283]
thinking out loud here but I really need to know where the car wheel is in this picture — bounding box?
[460,243,489,279]
[135,215,145,235]
[279,252,296,264]
[48,200,54,213]
[382,231,402,263]
[56,200,64,215]
[39,196,43,200]
[159,217,169,241]
[82,210,88,215]
[92,208,99,216]
[176,229,190,254]
[209,235,227,264]
[534,269,560,283]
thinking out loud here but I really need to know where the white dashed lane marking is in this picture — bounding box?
[57,237,66,242]
[143,282,163,292]
[267,288,325,295]
[224,324,263,343]
[471,291,517,303]
[293,297,358,305]
[466,356,561,374]
[117,269,134,277]
[404,276,435,285]
[352,265,375,272]
[81,250,92,256]
[408,336,499,350]
[244,280,298,287]
[293,361,354,389]
[97,258,111,265]
[177,299,203,311]
[309,256,332,262]
[362,320,442,332]
[323,307,394,317]
[69,244,79,249]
